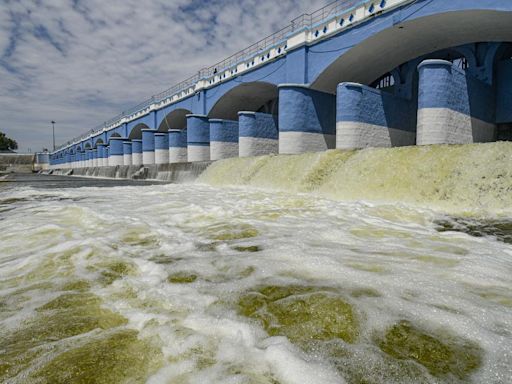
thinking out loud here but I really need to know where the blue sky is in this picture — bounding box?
[0,0,330,152]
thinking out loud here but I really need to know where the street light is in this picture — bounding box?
[51,121,56,151]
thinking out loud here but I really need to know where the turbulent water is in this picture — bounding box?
[1,143,512,384]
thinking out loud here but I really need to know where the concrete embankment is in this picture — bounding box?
[0,154,34,174]
[50,161,212,183]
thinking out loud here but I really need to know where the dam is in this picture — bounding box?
[48,0,512,170]
[3,1,511,383]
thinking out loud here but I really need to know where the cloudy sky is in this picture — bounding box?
[0,0,331,152]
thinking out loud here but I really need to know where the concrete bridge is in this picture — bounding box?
[49,0,512,169]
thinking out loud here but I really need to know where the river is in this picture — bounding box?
[1,143,511,383]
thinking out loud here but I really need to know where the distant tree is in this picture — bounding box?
[0,132,18,151]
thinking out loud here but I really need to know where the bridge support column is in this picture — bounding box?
[336,83,417,149]
[278,84,336,154]
[131,139,143,166]
[169,129,188,163]
[187,114,210,162]
[109,138,125,166]
[155,133,169,164]
[97,144,106,167]
[93,149,99,167]
[123,141,132,166]
[238,112,278,157]
[210,119,239,161]
[417,60,496,145]
[105,147,109,166]
[142,129,156,165]
[86,149,93,168]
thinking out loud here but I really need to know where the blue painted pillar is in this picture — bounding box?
[105,147,110,166]
[417,60,496,145]
[209,119,239,160]
[86,149,92,167]
[131,139,143,166]
[142,129,156,165]
[187,114,210,162]
[92,149,98,167]
[238,112,278,157]
[278,84,336,154]
[168,129,188,163]
[154,133,169,164]
[109,137,125,166]
[336,82,417,149]
[97,144,106,167]
[64,153,70,168]
[123,141,132,166]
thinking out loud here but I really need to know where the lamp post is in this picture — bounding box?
[51,121,56,151]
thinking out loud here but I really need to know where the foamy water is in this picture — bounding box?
[1,175,511,383]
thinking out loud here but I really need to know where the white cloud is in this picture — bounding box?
[0,0,330,152]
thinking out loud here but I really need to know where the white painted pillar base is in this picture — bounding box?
[169,148,187,163]
[239,137,278,157]
[279,132,336,154]
[143,151,155,165]
[210,142,239,161]
[109,155,124,167]
[123,154,132,166]
[155,149,169,165]
[132,153,143,166]
[188,145,210,162]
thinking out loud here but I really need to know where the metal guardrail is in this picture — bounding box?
[54,0,367,152]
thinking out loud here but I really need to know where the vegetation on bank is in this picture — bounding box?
[0,132,18,152]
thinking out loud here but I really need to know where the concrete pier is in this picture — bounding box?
[209,119,239,161]
[132,139,143,166]
[109,138,125,166]
[336,82,417,149]
[278,84,336,154]
[169,129,188,163]
[238,112,278,157]
[142,129,156,166]
[123,141,133,166]
[155,133,170,165]
[187,115,210,162]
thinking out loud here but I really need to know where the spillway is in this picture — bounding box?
[199,142,512,215]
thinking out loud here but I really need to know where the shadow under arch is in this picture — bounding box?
[158,109,191,132]
[128,124,150,140]
[94,138,104,148]
[311,9,512,93]
[208,81,278,120]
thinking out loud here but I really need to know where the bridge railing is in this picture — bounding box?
[55,0,387,152]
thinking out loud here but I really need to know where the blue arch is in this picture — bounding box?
[204,57,286,115]
[309,0,512,92]
[155,95,195,131]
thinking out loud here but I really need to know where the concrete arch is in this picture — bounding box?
[94,138,104,148]
[84,143,92,149]
[208,81,278,120]
[128,123,149,139]
[312,9,512,93]
[158,108,191,131]
[108,132,122,143]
